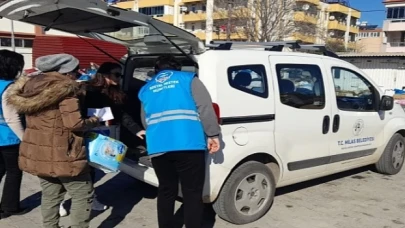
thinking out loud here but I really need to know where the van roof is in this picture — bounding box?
[202,49,348,64]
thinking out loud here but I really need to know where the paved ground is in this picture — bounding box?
[1,165,405,228]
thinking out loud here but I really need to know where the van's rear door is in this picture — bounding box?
[0,0,205,54]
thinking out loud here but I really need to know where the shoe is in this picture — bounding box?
[92,197,107,211]
[59,203,68,217]
[0,207,29,219]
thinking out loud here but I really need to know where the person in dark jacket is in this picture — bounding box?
[59,62,144,215]
[138,55,221,228]
[0,50,27,219]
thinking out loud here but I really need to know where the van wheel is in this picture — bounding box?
[212,161,276,225]
[375,133,405,175]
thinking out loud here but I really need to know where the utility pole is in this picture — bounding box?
[11,20,15,52]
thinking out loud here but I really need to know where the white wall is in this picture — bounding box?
[44,29,75,37]
[343,57,405,90]
[0,18,35,33]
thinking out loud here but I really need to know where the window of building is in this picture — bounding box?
[227,64,268,98]
[202,4,206,11]
[191,23,195,31]
[331,67,376,112]
[14,39,23,47]
[24,39,33,48]
[201,22,206,30]
[276,64,325,110]
[191,4,196,13]
[387,7,405,19]
[0,38,11,47]
[139,6,164,16]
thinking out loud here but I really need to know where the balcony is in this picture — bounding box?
[182,8,247,22]
[153,15,174,24]
[294,11,318,24]
[181,0,203,3]
[383,20,405,32]
[115,1,134,9]
[182,11,206,22]
[328,4,360,18]
[328,20,347,31]
[385,42,405,52]
[138,0,174,7]
[293,32,316,44]
[190,30,247,41]
[296,0,320,5]
[349,25,359,34]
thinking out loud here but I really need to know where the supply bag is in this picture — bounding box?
[85,132,128,172]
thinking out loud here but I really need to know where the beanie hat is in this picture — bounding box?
[35,54,79,74]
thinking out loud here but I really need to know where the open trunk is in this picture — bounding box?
[0,0,204,170]
[0,0,205,55]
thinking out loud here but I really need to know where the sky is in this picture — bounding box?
[349,0,386,26]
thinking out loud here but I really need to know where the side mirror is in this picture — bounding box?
[380,95,394,111]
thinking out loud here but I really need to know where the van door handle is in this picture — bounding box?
[322,115,330,134]
[332,114,340,133]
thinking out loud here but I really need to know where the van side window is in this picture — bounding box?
[331,67,376,111]
[227,65,268,98]
[276,64,325,109]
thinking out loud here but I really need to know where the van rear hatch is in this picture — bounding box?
[0,0,205,55]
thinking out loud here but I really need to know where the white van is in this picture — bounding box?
[2,0,405,225]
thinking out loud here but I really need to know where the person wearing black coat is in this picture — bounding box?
[59,62,145,216]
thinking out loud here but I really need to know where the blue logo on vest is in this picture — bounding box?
[155,71,173,83]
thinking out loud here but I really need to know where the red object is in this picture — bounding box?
[212,103,221,124]
[24,68,37,74]
[32,36,127,67]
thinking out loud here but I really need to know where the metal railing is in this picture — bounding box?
[389,42,405,47]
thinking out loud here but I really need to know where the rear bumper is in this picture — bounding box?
[119,157,231,203]
[120,158,159,187]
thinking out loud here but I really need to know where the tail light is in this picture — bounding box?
[212,103,221,124]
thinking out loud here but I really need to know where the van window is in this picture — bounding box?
[227,65,268,98]
[276,64,325,109]
[331,67,376,111]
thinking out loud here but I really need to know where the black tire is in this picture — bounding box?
[375,133,405,175]
[212,161,276,225]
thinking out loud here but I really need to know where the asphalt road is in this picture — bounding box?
[0,165,404,228]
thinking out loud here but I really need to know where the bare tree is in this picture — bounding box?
[212,0,298,42]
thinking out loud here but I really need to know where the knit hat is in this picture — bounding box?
[35,54,79,74]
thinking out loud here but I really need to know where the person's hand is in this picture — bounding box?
[136,130,146,139]
[207,137,220,154]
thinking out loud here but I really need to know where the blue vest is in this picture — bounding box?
[0,80,21,146]
[138,70,206,155]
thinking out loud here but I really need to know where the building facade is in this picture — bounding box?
[355,24,384,53]
[115,0,360,49]
[382,0,405,52]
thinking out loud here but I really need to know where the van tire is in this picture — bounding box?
[212,161,276,225]
[375,133,405,175]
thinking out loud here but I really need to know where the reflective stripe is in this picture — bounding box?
[148,115,199,125]
[147,109,198,121]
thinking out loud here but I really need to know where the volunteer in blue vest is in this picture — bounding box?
[0,50,27,219]
[137,54,221,228]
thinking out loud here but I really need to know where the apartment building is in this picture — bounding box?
[115,0,360,49]
[382,0,405,52]
[355,24,384,52]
